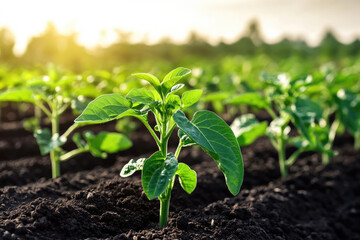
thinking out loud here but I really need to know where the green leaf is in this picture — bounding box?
[173,110,244,196]
[34,128,66,155]
[230,114,267,146]
[227,93,269,109]
[182,90,203,108]
[142,152,178,200]
[75,94,132,123]
[85,131,132,155]
[120,158,146,177]
[132,73,161,89]
[176,163,197,194]
[162,67,191,89]
[0,88,35,103]
[168,84,184,95]
[127,88,155,104]
[293,98,323,121]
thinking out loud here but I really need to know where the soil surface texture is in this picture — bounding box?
[0,120,359,240]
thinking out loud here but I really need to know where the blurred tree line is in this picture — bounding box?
[0,21,359,72]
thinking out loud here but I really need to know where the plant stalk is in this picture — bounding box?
[278,135,287,178]
[50,110,61,178]
[355,131,360,150]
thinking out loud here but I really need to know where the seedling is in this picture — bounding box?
[75,67,244,227]
[228,73,334,177]
[335,89,360,149]
[0,66,132,178]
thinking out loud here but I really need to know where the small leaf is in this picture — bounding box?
[120,158,146,177]
[176,163,197,194]
[127,88,155,104]
[34,128,66,155]
[75,94,132,123]
[85,131,132,155]
[142,152,178,200]
[173,110,244,196]
[182,90,203,108]
[162,67,191,89]
[168,84,184,95]
[0,88,35,103]
[230,114,267,146]
[132,73,161,89]
[227,93,269,109]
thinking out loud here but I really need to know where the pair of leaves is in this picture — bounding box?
[120,152,196,200]
[132,67,191,98]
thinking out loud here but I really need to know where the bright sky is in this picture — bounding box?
[0,0,359,55]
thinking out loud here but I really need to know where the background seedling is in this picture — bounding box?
[0,65,132,178]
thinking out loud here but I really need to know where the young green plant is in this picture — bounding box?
[228,73,334,177]
[75,67,244,227]
[0,67,132,178]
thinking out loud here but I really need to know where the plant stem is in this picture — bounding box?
[50,106,61,178]
[60,148,87,162]
[61,122,79,139]
[139,117,161,149]
[322,119,340,164]
[355,131,360,150]
[278,135,287,178]
[159,177,174,227]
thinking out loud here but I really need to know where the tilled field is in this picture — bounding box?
[0,120,359,240]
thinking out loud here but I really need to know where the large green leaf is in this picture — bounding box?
[230,114,267,146]
[0,88,35,103]
[182,90,203,108]
[173,110,244,196]
[75,94,132,123]
[176,163,197,194]
[142,152,178,200]
[127,88,155,104]
[34,128,66,155]
[227,92,269,109]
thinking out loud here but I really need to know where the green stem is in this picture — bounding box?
[175,140,183,158]
[322,153,330,165]
[278,135,287,178]
[322,119,340,164]
[61,122,79,139]
[60,148,88,162]
[355,131,360,150]
[159,177,174,227]
[285,148,304,167]
[50,105,61,178]
[139,117,161,149]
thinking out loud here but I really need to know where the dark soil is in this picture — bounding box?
[0,120,359,239]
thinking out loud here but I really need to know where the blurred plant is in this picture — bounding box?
[0,65,132,178]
